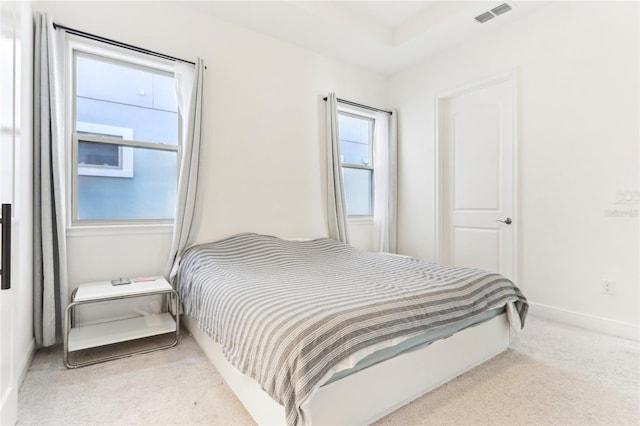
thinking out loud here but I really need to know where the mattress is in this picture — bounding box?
[323,306,504,385]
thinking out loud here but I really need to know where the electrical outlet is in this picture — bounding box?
[602,280,615,296]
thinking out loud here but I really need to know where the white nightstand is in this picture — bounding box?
[63,277,179,368]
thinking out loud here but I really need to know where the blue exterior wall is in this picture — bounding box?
[75,54,178,221]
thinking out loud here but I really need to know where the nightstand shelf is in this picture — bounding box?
[64,277,179,368]
[67,312,176,352]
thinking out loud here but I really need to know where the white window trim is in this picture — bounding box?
[77,121,134,178]
[67,37,181,228]
[346,216,374,224]
[66,223,174,238]
[68,38,175,76]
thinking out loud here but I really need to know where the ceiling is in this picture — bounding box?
[186,1,549,75]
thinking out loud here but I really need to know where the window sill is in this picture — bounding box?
[66,223,174,238]
[347,216,374,225]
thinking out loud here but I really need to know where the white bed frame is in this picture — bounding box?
[183,312,510,425]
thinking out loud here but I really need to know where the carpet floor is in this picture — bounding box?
[18,314,639,425]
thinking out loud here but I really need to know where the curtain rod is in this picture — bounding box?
[323,97,392,115]
[53,23,196,66]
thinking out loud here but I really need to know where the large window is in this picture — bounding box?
[72,50,180,224]
[338,111,374,216]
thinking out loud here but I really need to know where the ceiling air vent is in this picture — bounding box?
[474,11,495,24]
[491,3,512,16]
[474,3,512,24]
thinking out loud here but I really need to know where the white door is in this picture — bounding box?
[439,74,516,279]
[1,1,20,423]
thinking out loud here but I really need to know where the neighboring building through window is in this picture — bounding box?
[338,111,374,216]
[72,49,179,223]
[77,122,133,178]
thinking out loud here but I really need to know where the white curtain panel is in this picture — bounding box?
[167,58,204,282]
[373,110,398,253]
[326,93,349,243]
[33,13,69,347]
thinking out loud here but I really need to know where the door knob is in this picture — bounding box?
[496,217,512,225]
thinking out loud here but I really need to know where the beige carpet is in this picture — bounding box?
[18,314,639,425]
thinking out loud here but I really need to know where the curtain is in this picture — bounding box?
[373,110,398,253]
[33,13,68,347]
[166,58,204,282]
[326,93,349,243]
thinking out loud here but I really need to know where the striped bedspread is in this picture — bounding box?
[176,233,528,425]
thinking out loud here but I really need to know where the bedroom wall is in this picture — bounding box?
[31,1,386,293]
[390,1,639,335]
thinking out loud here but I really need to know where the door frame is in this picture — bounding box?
[434,69,519,280]
[1,1,33,423]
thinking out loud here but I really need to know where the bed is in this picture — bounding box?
[175,233,528,425]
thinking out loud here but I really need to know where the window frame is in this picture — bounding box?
[338,108,376,217]
[68,39,182,228]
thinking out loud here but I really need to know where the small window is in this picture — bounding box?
[77,122,133,178]
[79,142,119,167]
[72,50,180,224]
[338,111,374,216]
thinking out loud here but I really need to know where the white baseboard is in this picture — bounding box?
[528,302,639,341]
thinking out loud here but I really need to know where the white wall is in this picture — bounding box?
[390,1,639,332]
[31,1,386,293]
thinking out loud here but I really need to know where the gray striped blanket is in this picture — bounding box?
[176,233,528,425]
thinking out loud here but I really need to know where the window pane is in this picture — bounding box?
[339,113,371,165]
[74,51,180,224]
[343,167,373,216]
[78,141,119,167]
[76,54,178,145]
[77,146,177,221]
